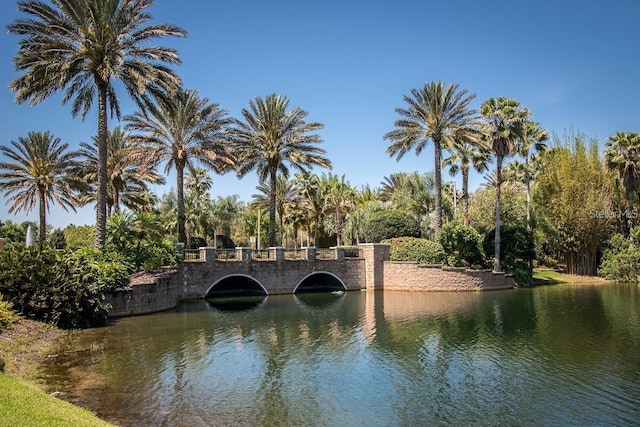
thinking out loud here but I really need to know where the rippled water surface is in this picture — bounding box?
[43,285,640,426]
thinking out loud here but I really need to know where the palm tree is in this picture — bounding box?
[480,97,531,272]
[604,131,640,226]
[125,88,235,244]
[0,131,80,242]
[379,171,434,225]
[384,81,480,238]
[518,121,548,230]
[8,0,186,247]
[294,171,327,247]
[77,127,165,215]
[323,173,356,246]
[443,140,491,225]
[231,94,332,247]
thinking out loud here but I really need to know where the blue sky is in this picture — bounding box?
[1,0,639,229]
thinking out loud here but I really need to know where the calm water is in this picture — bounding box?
[42,285,640,427]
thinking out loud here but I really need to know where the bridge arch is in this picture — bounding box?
[293,271,347,294]
[205,274,268,298]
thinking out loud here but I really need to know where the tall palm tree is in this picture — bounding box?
[480,97,531,272]
[8,0,186,247]
[384,81,480,238]
[518,121,548,230]
[323,173,356,246]
[0,131,80,242]
[443,140,491,225]
[604,131,640,226]
[77,126,165,215]
[231,94,332,247]
[125,88,235,244]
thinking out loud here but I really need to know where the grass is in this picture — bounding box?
[533,268,610,285]
[0,319,115,427]
[0,374,114,427]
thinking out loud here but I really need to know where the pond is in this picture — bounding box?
[42,284,640,427]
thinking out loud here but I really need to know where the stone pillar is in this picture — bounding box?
[303,247,316,261]
[200,247,217,263]
[270,247,285,262]
[236,247,252,262]
[331,246,345,260]
[359,243,390,291]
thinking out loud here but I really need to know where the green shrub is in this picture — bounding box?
[598,229,640,282]
[439,221,486,268]
[0,295,20,332]
[383,236,445,264]
[363,210,420,243]
[0,245,119,329]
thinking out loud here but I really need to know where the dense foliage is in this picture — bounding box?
[483,225,535,286]
[439,221,486,268]
[598,228,640,282]
[0,295,20,332]
[363,210,421,243]
[383,237,445,264]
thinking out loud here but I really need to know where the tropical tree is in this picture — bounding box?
[379,171,434,224]
[294,171,327,246]
[8,0,186,247]
[0,131,80,242]
[125,88,235,244]
[253,175,300,246]
[604,131,640,227]
[480,97,531,272]
[77,127,165,215]
[231,94,332,247]
[323,173,356,246]
[384,81,480,238]
[518,121,548,230]
[442,140,491,226]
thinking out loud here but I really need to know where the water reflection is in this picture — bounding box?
[42,284,640,427]
[205,295,267,311]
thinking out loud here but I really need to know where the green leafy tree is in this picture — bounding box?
[439,221,485,267]
[126,88,235,244]
[384,81,480,238]
[480,97,531,272]
[0,131,80,242]
[534,135,615,275]
[231,94,331,247]
[363,210,420,243]
[8,0,186,247]
[382,236,445,264]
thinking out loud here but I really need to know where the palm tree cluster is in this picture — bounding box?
[4,1,631,280]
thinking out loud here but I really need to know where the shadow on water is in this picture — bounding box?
[205,295,267,312]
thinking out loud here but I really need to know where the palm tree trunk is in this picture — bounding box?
[268,169,277,247]
[95,81,109,248]
[462,166,470,226]
[494,156,503,272]
[434,140,443,239]
[525,156,532,231]
[39,186,46,243]
[177,164,186,244]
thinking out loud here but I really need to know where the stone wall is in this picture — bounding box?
[382,262,514,291]
[106,268,181,317]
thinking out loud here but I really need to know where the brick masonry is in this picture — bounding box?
[107,244,514,317]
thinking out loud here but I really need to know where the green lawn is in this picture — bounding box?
[0,374,114,427]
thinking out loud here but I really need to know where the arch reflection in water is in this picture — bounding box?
[205,295,267,312]
[294,271,347,294]
[294,291,346,312]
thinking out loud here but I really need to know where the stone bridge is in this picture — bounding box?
[107,243,514,317]
[180,245,383,298]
